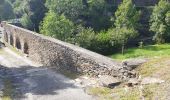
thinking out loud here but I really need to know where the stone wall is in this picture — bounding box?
[1,22,132,79]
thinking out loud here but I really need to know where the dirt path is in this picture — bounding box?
[0,47,95,100]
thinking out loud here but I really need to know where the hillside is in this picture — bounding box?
[87,44,170,99]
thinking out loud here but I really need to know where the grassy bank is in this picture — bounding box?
[110,44,170,60]
[87,56,170,100]
[87,44,170,99]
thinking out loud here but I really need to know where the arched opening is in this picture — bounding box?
[10,34,13,46]
[15,37,21,49]
[4,32,8,42]
[24,42,29,54]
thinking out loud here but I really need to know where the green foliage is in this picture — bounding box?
[13,0,25,17]
[150,0,170,44]
[114,0,141,29]
[110,28,138,45]
[84,0,115,31]
[112,0,140,54]
[45,0,115,31]
[75,26,96,48]
[2,0,166,56]
[0,0,14,21]
[45,0,84,22]
[20,14,33,30]
[13,0,47,31]
[40,12,74,41]
[73,0,140,54]
[93,31,115,54]
[110,44,170,60]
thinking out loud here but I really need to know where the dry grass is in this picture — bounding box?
[137,57,170,99]
[87,87,113,100]
[87,56,170,99]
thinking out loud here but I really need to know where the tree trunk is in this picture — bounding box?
[122,42,125,55]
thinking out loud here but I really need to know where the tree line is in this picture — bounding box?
[1,0,170,55]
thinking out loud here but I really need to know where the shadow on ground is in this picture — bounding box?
[0,64,80,99]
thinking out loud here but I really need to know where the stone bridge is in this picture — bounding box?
[1,22,132,79]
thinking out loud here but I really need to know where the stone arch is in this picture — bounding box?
[15,37,21,49]
[23,42,29,54]
[4,32,8,42]
[10,34,14,46]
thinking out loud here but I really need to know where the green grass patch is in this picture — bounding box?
[87,87,113,100]
[8,46,22,56]
[0,49,3,54]
[110,44,170,60]
[113,87,140,100]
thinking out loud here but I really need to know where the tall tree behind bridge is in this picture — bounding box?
[0,0,14,21]
[45,0,116,31]
[150,0,170,43]
[13,0,47,32]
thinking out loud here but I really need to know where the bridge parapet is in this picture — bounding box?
[1,22,133,80]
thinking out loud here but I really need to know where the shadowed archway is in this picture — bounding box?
[24,42,29,54]
[16,37,21,49]
[4,32,8,42]
[10,34,14,46]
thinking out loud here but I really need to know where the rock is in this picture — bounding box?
[122,58,148,71]
[141,77,165,85]
[98,75,121,88]
[126,78,139,87]
[75,76,98,87]
[80,79,97,87]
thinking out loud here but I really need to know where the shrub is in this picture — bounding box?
[150,0,170,44]
[75,26,96,49]
[93,31,116,54]
[40,12,74,41]
[20,14,34,30]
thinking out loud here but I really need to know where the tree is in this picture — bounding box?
[109,28,138,54]
[113,0,140,54]
[40,12,74,41]
[114,0,140,29]
[20,14,33,30]
[45,0,84,22]
[45,0,115,31]
[0,0,14,21]
[150,0,170,44]
[13,0,47,31]
[13,0,24,17]
[84,0,115,31]
[75,26,96,49]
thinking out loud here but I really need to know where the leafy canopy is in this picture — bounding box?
[114,0,141,29]
[113,0,140,44]
[40,12,74,41]
[150,0,170,43]
[45,0,84,21]
[0,0,14,21]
